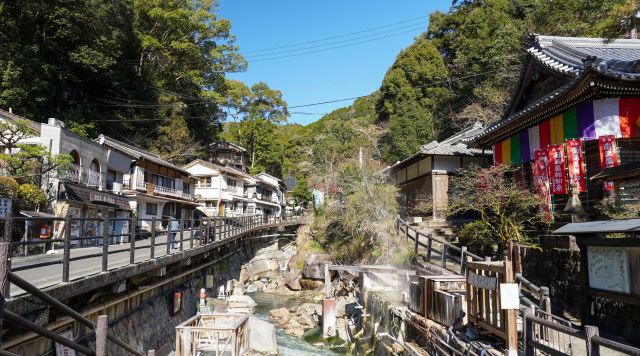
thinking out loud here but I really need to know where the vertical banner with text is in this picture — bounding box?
[598,135,620,192]
[566,139,586,192]
[548,144,568,195]
[532,149,551,213]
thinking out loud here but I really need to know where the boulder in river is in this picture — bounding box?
[302,253,332,280]
[248,316,278,354]
[227,295,257,314]
[285,267,302,290]
[270,307,290,322]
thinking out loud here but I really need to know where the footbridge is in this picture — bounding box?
[0,214,304,355]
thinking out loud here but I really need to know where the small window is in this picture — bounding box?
[226,178,236,188]
[146,203,158,215]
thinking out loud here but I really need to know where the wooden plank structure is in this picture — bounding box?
[175,313,249,356]
[465,258,518,354]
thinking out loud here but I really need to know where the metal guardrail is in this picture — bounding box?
[2,213,301,290]
[0,213,301,355]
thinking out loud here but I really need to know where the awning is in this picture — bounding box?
[20,210,55,218]
[59,183,131,210]
[590,161,640,182]
[553,219,640,234]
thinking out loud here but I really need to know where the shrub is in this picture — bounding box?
[17,184,47,210]
[458,220,499,257]
[0,176,18,198]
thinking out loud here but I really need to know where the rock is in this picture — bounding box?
[296,303,322,317]
[336,318,349,342]
[245,283,257,293]
[244,259,281,278]
[248,316,277,354]
[227,295,257,314]
[270,307,290,322]
[336,298,348,317]
[299,279,324,290]
[284,319,305,337]
[285,268,302,290]
[239,267,250,284]
[232,283,245,295]
[253,280,264,290]
[298,313,317,328]
[302,253,332,279]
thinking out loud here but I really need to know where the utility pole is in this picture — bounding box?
[358,147,363,169]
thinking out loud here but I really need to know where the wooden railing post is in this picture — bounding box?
[523,307,535,356]
[1,213,13,302]
[96,314,108,356]
[460,246,467,275]
[404,222,408,242]
[414,232,419,254]
[426,236,433,262]
[150,217,156,259]
[130,217,137,265]
[585,325,601,356]
[540,286,551,340]
[102,218,109,273]
[62,216,72,283]
[190,219,194,249]
[441,244,447,268]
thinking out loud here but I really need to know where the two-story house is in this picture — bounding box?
[97,135,197,231]
[207,140,249,172]
[183,159,254,217]
[40,119,132,241]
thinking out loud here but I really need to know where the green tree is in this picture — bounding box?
[376,37,451,163]
[290,175,312,205]
[222,81,289,175]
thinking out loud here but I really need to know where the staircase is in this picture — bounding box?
[413,220,460,243]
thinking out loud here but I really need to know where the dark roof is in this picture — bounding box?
[20,210,55,218]
[0,109,41,133]
[58,183,131,210]
[553,219,640,234]
[590,161,640,181]
[210,140,247,152]
[473,35,640,146]
[98,135,190,176]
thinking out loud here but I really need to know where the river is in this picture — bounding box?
[251,292,344,355]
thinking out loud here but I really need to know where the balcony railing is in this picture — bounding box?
[63,166,103,190]
[153,185,177,196]
[182,192,193,199]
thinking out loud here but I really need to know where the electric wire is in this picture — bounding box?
[241,16,427,54]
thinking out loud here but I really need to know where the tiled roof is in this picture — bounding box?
[473,35,640,145]
[98,135,190,175]
[530,35,640,79]
[0,109,41,133]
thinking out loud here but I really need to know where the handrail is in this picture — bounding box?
[1,213,302,355]
[397,216,640,355]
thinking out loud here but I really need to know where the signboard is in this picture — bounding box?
[500,283,520,310]
[566,139,586,192]
[598,135,620,192]
[467,271,498,290]
[587,246,630,294]
[55,329,76,356]
[90,192,116,205]
[0,197,11,218]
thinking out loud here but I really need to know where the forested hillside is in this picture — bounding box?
[298,0,638,168]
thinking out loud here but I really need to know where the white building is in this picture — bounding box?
[98,135,198,231]
[184,160,286,218]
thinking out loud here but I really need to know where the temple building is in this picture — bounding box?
[471,35,640,212]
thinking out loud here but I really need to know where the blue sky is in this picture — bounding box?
[217,1,451,125]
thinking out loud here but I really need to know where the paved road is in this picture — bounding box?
[9,231,205,296]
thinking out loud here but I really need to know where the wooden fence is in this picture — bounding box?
[175,313,249,356]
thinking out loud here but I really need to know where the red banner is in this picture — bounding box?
[532,149,551,210]
[566,139,586,192]
[598,135,620,192]
[548,144,567,195]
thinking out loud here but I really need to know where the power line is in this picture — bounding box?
[244,23,426,59]
[242,16,427,54]
[249,28,424,62]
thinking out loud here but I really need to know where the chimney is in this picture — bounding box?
[48,118,66,128]
[8,108,12,114]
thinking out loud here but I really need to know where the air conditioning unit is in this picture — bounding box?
[112,182,123,194]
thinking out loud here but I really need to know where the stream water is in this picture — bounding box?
[251,292,344,355]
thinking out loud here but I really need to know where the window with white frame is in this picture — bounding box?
[226,178,237,190]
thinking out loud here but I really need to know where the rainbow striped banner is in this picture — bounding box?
[494,97,640,165]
